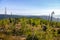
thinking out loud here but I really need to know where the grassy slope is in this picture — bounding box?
[0,18,60,40]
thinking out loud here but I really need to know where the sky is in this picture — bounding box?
[0,0,60,18]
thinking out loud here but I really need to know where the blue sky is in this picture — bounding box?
[0,0,60,18]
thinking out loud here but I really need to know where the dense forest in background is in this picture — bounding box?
[0,17,60,40]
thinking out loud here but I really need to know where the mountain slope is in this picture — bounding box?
[0,14,60,22]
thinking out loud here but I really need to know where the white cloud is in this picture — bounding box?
[0,8,60,18]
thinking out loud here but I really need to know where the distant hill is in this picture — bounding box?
[0,14,60,22]
[0,14,23,19]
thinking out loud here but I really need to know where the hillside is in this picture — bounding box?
[0,14,60,22]
[0,17,60,40]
